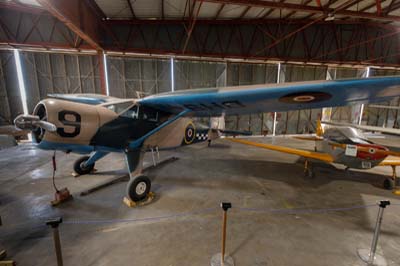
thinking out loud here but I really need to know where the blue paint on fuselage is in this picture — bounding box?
[38,140,122,154]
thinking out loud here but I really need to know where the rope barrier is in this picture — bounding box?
[63,207,219,225]
[1,201,399,230]
[235,204,378,214]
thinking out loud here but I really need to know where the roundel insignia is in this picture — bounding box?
[279,91,332,104]
[184,123,196,144]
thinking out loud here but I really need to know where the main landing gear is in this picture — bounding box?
[72,149,159,203]
[73,151,108,176]
[73,156,95,175]
[303,159,315,179]
[124,149,154,203]
[126,175,151,202]
[383,166,397,190]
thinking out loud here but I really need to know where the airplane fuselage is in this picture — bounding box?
[316,127,388,169]
[28,98,209,154]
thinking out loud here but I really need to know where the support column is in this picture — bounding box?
[170,57,174,92]
[322,67,335,125]
[272,63,282,136]
[98,51,107,95]
[352,67,369,124]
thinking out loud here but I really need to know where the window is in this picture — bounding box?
[121,105,140,120]
[105,101,134,114]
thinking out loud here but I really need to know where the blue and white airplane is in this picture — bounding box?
[14,76,400,202]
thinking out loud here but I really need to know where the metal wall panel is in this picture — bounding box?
[364,68,400,128]
[20,52,102,112]
[174,60,226,90]
[107,56,171,98]
[0,51,21,125]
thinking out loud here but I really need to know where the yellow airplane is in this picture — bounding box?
[228,121,400,190]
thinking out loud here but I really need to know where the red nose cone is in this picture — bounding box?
[356,144,388,160]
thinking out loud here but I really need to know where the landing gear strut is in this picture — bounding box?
[383,166,397,190]
[304,159,315,178]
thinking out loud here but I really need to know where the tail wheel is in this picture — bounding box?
[126,175,151,202]
[73,156,95,175]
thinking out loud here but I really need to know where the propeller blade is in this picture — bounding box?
[34,121,57,132]
[14,114,57,132]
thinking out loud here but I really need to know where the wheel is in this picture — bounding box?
[126,175,151,202]
[73,156,95,175]
[383,178,394,190]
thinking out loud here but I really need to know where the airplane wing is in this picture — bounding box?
[379,157,400,166]
[227,138,334,163]
[48,93,119,105]
[322,121,400,136]
[139,76,400,117]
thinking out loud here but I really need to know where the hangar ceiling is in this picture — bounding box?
[0,0,399,67]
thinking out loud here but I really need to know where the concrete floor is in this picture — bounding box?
[0,137,400,266]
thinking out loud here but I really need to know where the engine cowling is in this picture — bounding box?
[20,99,101,148]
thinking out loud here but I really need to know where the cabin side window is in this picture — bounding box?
[142,107,159,122]
[121,105,140,119]
[105,101,135,114]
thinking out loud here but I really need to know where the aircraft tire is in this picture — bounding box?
[383,178,394,190]
[73,156,95,175]
[126,175,151,202]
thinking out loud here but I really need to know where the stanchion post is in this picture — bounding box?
[46,217,64,266]
[357,200,390,266]
[211,202,234,266]
[0,215,5,261]
[369,201,390,265]
[221,202,231,264]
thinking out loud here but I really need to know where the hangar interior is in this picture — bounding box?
[1,0,400,265]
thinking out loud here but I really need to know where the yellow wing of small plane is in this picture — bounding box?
[379,157,400,167]
[228,138,334,163]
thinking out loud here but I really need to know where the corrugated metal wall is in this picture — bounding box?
[107,56,171,98]
[0,51,21,125]
[174,60,226,90]
[20,52,102,112]
[0,51,400,132]
[365,68,400,128]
